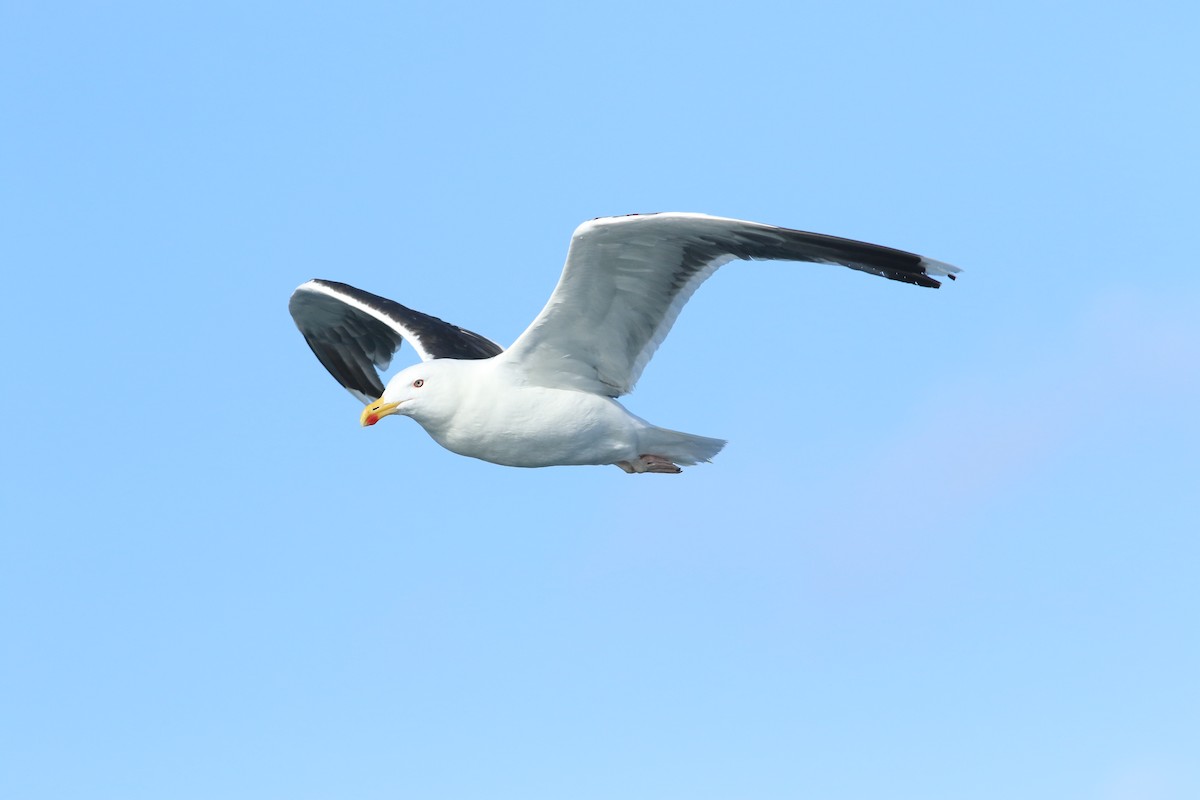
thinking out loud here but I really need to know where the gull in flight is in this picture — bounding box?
[289,213,958,473]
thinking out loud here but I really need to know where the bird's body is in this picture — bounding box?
[374,358,723,471]
[289,213,959,473]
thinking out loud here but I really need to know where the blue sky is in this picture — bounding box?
[2,1,1198,798]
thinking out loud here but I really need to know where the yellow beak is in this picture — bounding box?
[361,398,401,427]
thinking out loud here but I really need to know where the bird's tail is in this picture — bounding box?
[640,426,727,466]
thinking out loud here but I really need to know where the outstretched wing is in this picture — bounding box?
[289,279,503,403]
[501,213,959,396]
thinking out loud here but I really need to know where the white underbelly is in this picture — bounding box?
[426,386,643,468]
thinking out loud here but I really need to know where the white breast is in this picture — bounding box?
[417,365,645,468]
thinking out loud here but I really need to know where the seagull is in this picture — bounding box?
[289,213,958,473]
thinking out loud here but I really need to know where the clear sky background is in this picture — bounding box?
[3,2,1198,798]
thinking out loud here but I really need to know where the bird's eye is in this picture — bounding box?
[413,379,424,388]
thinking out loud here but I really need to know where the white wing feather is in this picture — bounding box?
[501,213,956,396]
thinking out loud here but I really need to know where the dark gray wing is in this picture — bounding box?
[289,279,503,403]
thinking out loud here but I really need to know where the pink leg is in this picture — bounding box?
[613,455,682,474]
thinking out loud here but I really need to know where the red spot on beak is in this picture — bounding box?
[364,414,378,426]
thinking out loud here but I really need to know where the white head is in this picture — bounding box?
[359,360,461,429]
